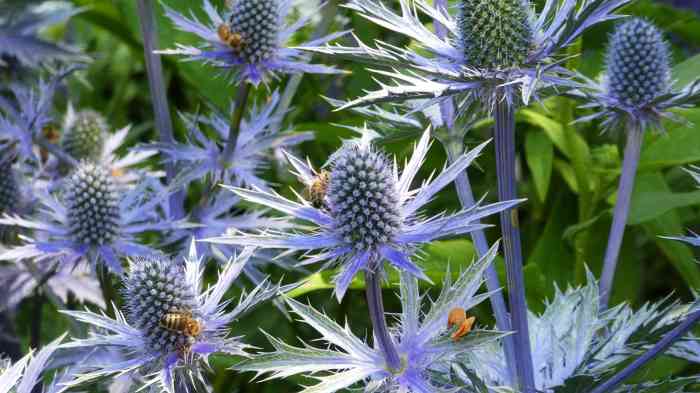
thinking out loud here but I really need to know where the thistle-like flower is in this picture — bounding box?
[160,0,345,86]
[576,18,700,132]
[0,161,173,273]
[60,242,280,393]
[0,334,64,393]
[206,128,521,300]
[238,244,509,392]
[310,0,630,111]
[458,273,700,392]
[151,92,312,190]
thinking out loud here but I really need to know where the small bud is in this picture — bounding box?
[327,144,401,250]
[605,19,671,107]
[65,162,120,246]
[123,255,198,354]
[227,0,280,63]
[61,110,107,162]
[459,0,533,69]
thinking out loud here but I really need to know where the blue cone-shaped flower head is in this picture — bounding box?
[327,143,401,251]
[0,159,19,215]
[65,162,121,247]
[160,0,344,85]
[459,0,533,70]
[206,128,523,301]
[60,109,107,162]
[227,0,279,64]
[576,18,700,132]
[605,19,671,108]
[61,243,282,393]
[123,255,198,355]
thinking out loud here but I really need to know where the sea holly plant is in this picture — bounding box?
[237,243,511,393]
[573,18,700,309]
[0,334,65,393]
[59,242,282,393]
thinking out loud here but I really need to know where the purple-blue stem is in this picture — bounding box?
[365,269,401,371]
[494,100,536,393]
[222,83,251,164]
[589,308,700,393]
[136,0,184,219]
[432,0,517,383]
[599,123,643,309]
[445,141,517,386]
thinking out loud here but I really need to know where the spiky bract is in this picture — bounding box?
[65,162,120,246]
[123,255,198,354]
[459,0,533,69]
[605,19,671,107]
[327,144,401,251]
[228,0,280,64]
[61,109,107,161]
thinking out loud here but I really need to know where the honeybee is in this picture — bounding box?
[217,23,246,53]
[447,307,476,342]
[160,310,203,338]
[304,170,330,209]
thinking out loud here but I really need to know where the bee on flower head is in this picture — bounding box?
[160,310,203,338]
[217,23,246,54]
[304,170,330,209]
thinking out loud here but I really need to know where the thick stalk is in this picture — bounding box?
[364,270,401,371]
[590,309,700,393]
[221,84,251,165]
[445,140,517,386]
[599,124,643,309]
[136,0,184,218]
[494,100,536,393]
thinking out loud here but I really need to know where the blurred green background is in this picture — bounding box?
[11,0,700,391]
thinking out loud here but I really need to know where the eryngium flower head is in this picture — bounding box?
[575,19,700,132]
[308,0,630,112]
[0,159,18,214]
[123,255,198,354]
[228,0,279,64]
[605,19,671,107]
[237,245,509,393]
[206,128,521,300]
[61,244,280,393]
[61,109,107,161]
[65,162,120,246]
[327,144,401,249]
[160,0,344,85]
[459,0,533,69]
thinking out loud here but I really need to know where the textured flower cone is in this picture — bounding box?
[327,144,401,251]
[61,110,107,161]
[123,255,198,354]
[65,163,120,246]
[606,19,671,107]
[0,161,18,215]
[460,0,533,69]
[228,0,280,63]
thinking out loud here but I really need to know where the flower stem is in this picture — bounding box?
[589,308,700,393]
[222,83,252,165]
[445,139,517,386]
[98,264,116,317]
[494,100,536,393]
[599,123,643,309]
[136,0,184,218]
[364,269,401,371]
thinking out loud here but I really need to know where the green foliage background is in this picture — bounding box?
[17,0,700,391]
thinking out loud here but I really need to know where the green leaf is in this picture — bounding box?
[629,189,700,225]
[636,173,700,290]
[519,109,590,163]
[672,53,700,89]
[639,109,700,171]
[525,131,554,202]
[554,159,579,193]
